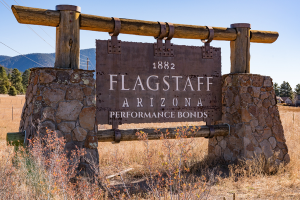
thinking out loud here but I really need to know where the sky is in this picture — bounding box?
[0,0,299,89]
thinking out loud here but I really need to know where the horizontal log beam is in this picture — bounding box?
[97,125,229,142]
[12,5,278,43]
[6,125,229,146]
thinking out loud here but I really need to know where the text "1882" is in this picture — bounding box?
[153,61,175,69]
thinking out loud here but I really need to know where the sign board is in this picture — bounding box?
[96,40,222,125]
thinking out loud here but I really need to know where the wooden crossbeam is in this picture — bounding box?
[6,125,229,146]
[97,125,229,142]
[12,5,278,43]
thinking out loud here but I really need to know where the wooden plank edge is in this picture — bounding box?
[11,5,21,23]
[250,30,279,43]
[97,125,229,142]
[6,132,25,146]
[12,5,278,43]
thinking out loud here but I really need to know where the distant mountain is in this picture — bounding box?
[0,48,96,72]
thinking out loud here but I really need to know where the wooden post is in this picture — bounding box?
[230,23,251,73]
[55,5,81,69]
[87,57,89,70]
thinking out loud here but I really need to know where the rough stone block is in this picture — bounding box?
[65,133,72,142]
[241,93,252,104]
[216,136,224,142]
[225,89,234,106]
[84,95,96,106]
[40,120,56,134]
[81,77,95,87]
[79,107,96,131]
[56,101,83,121]
[274,147,283,160]
[283,154,290,164]
[219,140,227,150]
[58,122,76,133]
[66,86,84,101]
[269,137,276,149]
[241,108,252,122]
[252,76,264,87]
[85,135,98,149]
[72,126,88,141]
[263,78,273,87]
[224,148,233,161]
[41,107,55,122]
[262,99,271,108]
[82,86,94,96]
[215,145,222,157]
[56,71,70,84]
[272,124,286,143]
[260,139,273,159]
[39,72,55,84]
[70,72,81,83]
[260,92,269,100]
[43,88,65,107]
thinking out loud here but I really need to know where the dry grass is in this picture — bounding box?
[0,95,300,199]
[97,105,300,199]
[0,95,24,139]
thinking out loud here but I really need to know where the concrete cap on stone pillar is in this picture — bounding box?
[56,5,81,12]
[230,23,251,29]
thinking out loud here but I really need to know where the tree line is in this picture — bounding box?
[274,81,300,98]
[0,66,30,96]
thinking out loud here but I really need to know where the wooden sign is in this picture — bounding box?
[96,40,222,125]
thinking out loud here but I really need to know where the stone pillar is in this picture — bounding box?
[19,67,99,176]
[209,74,290,167]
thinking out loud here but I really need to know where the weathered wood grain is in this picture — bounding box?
[230,26,251,73]
[12,5,278,43]
[6,125,229,145]
[12,5,60,27]
[97,125,229,142]
[54,10,80,69]
[250,30,279,43]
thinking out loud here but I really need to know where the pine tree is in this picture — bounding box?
[7,73,11,81]
[11,68,23,94]
[0,85,7,94]
[8,86,17,96]
[0,66,10,90]
[295,84,300,95]
[273,82,280,96]
[280,81,293,98]
[22,69,30,92]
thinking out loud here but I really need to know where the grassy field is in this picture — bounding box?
[0,95,300,199]
[0,95,24,139]
[97,106,300,199]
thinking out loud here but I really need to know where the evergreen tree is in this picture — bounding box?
[0,85,7,94]
[7,73,11,81]
[8,86,17,96]
[22,69,30,92]
[295,84,300,95]
[280,81,293,98]
[273,82,280,96]
[11,68,23,94]
[0,66,10,90]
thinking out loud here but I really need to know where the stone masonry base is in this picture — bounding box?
[209,74,290,167]
[19,68,99,177]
